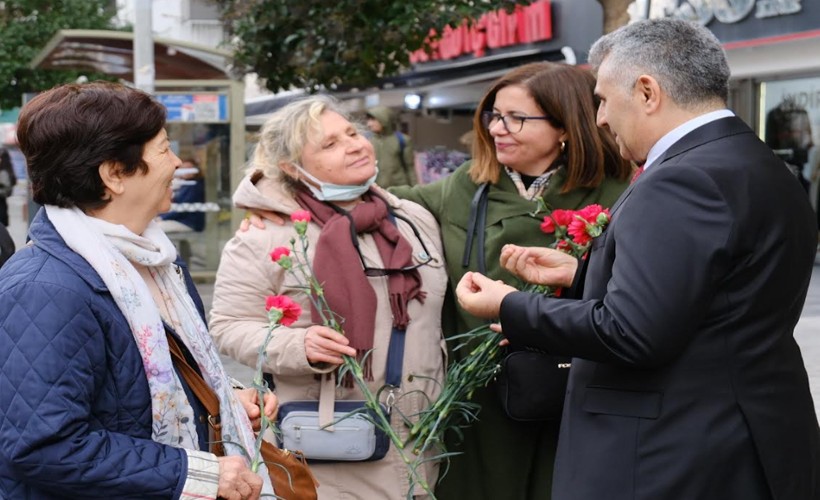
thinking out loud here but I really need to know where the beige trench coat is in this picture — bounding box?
[210,175,447,499]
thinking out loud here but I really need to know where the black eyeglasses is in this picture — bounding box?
[334,204,434,277]
[481,111,553,134]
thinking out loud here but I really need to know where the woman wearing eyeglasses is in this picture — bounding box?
[389,62,633,500]
[209,95,447,499]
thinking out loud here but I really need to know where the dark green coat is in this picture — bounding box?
[391,162,629,500]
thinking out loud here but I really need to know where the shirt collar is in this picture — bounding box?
[643,109,735,171]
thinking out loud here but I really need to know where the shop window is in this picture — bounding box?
[760,76,820,192]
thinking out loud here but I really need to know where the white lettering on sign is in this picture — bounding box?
[628,0,802,24]
[409,0,552,64]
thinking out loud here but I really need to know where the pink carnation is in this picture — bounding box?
[291,210,311,223]
[265,295,302,326]
[270,246,290,263]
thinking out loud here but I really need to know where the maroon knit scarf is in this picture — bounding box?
[295,188,426,382]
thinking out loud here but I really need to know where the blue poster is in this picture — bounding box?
[157,93,229,123]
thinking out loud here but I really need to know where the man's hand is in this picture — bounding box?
[234,388,278,431]
[216,456,262,500]
[455,271,517,319]
[236,209,286,233]
[305,325,357,365]
[500,244,578,288]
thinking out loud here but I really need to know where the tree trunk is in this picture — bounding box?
[597,0,634,33]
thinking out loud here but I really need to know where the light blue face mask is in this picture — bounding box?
[292,163,379,201]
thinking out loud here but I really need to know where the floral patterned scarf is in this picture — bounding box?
[45,205,273,495]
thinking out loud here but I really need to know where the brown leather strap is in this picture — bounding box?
[166,332,224,456]
[167,333,320,498]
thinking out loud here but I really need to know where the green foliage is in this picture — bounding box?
[214,0,530,92]
[0,0,118,110]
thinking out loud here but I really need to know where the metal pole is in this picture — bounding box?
[134,0,155,94]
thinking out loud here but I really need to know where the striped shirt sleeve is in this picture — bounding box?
[180,449,220,500]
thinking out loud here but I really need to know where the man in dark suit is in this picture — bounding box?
[455,18,820,500]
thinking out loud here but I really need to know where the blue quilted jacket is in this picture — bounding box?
[0,210,209,499]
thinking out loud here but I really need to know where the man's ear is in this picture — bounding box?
[635,74,662,114]
[98,160,126,196]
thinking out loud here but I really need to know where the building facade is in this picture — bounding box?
[629,0,820,209]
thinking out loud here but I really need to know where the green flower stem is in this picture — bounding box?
[250,321,278,474]
[339,354,434,497]
[407,325,502,454]
[288,230,435,498]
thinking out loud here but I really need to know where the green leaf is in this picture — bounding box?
[213,0,532,92]
[0,0,118,109]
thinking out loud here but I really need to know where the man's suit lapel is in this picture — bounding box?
[609,116,750,218]
[657,115,750,165]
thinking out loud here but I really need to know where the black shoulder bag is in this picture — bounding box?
[463,183,570,422]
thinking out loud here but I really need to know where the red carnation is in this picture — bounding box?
[265,295,302,326]
[555,239,572,252]
[541,217,556,234]
[551,209,575,227]
[567,217,592,246]
[576,204,605,223]
[541,209,575,234]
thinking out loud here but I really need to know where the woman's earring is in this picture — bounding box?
[560,141,566,153]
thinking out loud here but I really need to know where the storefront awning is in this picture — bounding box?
[30,29,232,82]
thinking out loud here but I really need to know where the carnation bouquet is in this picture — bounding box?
[253,204,610,498]
[407,203,611,457]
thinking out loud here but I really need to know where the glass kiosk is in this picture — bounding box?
[30,29,246,277]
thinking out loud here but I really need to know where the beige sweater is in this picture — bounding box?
[210,174,447,499]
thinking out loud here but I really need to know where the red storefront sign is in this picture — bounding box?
[409,0,552,64]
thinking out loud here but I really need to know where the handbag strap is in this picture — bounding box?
[384,327,405,389]
[319,310,407,424]
[167,335,320,496]
[318,203,409,417]
[166,331,224,456]
[462,182,490,273]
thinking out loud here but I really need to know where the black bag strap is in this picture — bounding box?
[462,182,490,273]
[384,328,405,388]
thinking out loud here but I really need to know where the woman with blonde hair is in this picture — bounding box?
[210,94,448,499]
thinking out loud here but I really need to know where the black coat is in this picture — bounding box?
[0,223,13,268]
[501,116,820,500]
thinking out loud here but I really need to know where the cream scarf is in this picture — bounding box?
[45,205,273,494]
